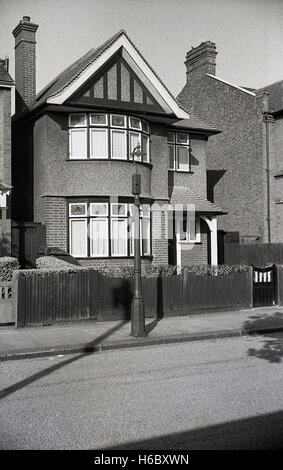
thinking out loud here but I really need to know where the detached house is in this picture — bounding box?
[178,41,283,247]
[12,17,225,269]
[0,58,13,255]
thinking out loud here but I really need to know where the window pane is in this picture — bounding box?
[111,219,127,256]
[177,146,189,171]
[129,132,141,160]
[142,120,149,133]
[69,219,87,257]
[111,130,127,159]
[69,114,86,127]
[142,134,149,162]
[90,219,109,256]
[69,203,87,217]
[141,204,150,218]
[69,129,87,159]
[90,203,108,216]
[129,117,141,130]
[90,129,108,158]
[142,218,150,255]
[176,133,189,145]
[111,114,126,127]
[168,145,175,169]
[167,132,175,143]
[189,218,201,242]
[90,113,107,126]
[111,203,127,217]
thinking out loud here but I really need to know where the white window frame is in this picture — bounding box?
[90,202,109,217]
[89,128,108,159]
[179,217,201,244]
[69,202,87,217]
[176,132,189,145]
[69,218,88,257]
[129,131,142,161]
[129,116,142,130]
[110,114,127,128]
[89,217,109,257]
[111,217,128,257]
[69,128,87,160]
[90,113,108,126]
[188,218,201,243]
[111,203,127,217]
[111,129,127,159]
[69,113,87,127]
[142,134,150,163]
[176,145,190,172]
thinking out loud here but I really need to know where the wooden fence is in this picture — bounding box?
[225,243,283,266]
[13,268,253,327]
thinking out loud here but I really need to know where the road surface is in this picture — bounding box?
[1,333,283,449]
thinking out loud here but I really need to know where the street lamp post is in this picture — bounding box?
[131,146,146,337]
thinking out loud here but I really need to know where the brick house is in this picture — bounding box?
[178,41,283,247]
[12,17,225,269]
[0,58,13,255]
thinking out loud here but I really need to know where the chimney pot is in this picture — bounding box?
[185,41,217,81]
[22,16,31,22]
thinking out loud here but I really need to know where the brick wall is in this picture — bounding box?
[178,74,265,240]
[181,220,209,265]
[151,201,168,265]
[44,196,67,251]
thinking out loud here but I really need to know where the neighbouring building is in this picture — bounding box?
[12,17,225,269]
[178,41,283,247]
[0,57,13,255]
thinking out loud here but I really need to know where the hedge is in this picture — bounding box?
[0,257,20,281]
[182,264,249,276]
[36,256,81,270]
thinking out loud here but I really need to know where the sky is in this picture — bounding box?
[0,0,283,98]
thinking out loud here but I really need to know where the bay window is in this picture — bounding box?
[68,200,151,258]
[69,113,150,162]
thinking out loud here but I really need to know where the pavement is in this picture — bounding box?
[1,306,283,361]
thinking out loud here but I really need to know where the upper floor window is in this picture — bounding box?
[69,113,150,163]
[167,131,190,172]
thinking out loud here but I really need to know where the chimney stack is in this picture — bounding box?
[12,16,38,115]
[185,41,217,82]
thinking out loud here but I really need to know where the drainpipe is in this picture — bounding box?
[263,111,271,243]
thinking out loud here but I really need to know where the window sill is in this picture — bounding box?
[66,158,153,168]
[168,169,194,174]
[73,255,153,260]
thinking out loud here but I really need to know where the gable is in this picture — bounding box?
[67,51,164,113]
[45,32,190,119]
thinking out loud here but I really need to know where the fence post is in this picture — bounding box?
[277,265,281,306]
[248,266,253,309]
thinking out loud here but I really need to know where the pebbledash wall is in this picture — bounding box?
[30,112,210,267]
[177,42,270,242]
